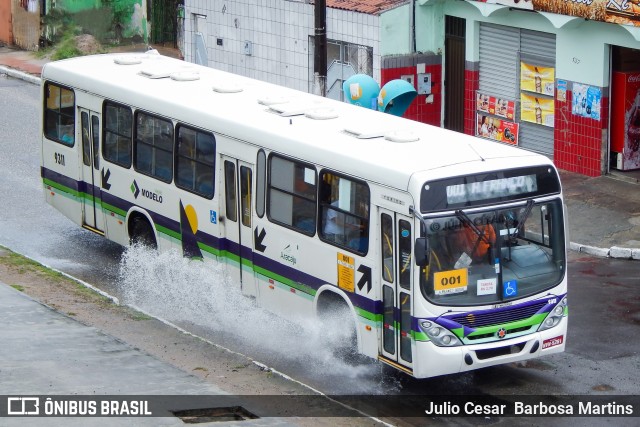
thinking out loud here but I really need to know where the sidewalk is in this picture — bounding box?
[0,283,296,426]
[2,44,640,260]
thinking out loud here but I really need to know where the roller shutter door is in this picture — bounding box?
[479,23,556,157]
[479,23,519,100]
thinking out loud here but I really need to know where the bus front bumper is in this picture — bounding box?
[412,317,567,379]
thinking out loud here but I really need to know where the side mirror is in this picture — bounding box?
[415,237,429,266]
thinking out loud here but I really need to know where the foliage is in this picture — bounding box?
[41,8,73,40]
[51,29,83,60]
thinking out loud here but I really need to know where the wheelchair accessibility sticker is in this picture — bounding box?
[503,280,517,298]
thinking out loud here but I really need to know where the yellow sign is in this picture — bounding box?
[521,92,555,128]
[521,62,555,97]
[433,268,468,296]
[337,253,355,292]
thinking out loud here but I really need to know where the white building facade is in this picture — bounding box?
[182,0,402,97]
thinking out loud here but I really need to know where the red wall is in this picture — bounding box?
[380,63,442,126]
[461,62,605,177]
[464,67,480,136]
[386,59,607,177]
[553,86,607,177]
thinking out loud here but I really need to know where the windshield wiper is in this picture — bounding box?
[454,209,492,245]
[515,199,535,237]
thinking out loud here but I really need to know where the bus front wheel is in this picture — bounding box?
[317,291,358,362]
[129,216,157,250]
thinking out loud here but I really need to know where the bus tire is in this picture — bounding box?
[129,215,157,249]
[316,291,358,362]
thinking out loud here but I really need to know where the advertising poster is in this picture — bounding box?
[572,83,602,121]
[477,113,519,145]
[521,93,555,127]
[557,80,567,102]
[476,92,515,120]
[494,97,515,119]
[476,92,493,113]
[521,62,555,96]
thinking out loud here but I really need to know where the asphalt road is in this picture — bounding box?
[1,75,639,424]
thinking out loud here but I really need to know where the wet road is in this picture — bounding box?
[1,76,639,422]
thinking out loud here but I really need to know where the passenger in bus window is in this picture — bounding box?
[324,199,362,246]
[449,222,496,268]
[347,200,368,251]
[60,116,74,144]
[323,200,347,243]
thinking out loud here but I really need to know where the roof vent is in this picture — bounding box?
[170,71,200,81]
[212,82,243,93]
[305,107,338,120]
[114,55,144,65]
[139,65,187,79]
[268,102,323,117]
[384,130,419,143]
[343,126,386,139]
[257,95,289,106]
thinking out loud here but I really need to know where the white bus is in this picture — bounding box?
[40,52,567,378]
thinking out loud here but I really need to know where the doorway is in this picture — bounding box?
[444,16,466,132]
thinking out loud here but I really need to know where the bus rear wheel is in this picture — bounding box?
[129,216,157,250]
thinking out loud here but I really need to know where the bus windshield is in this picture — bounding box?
[419,198,565,306]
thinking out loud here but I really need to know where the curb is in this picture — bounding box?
[3,65,639,261]
[0,65,41,85]
[569,242,640,260]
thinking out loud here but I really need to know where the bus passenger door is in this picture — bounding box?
[221,155,257,296]
[79,108,104,234]
[379,208,414,371]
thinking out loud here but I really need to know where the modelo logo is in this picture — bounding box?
[141,189,163,203]
[131,180,163,203]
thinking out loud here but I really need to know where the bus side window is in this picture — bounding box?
[267,155,316,235]
[103,101,132,168]
[381,213,394,283]
[255,150,266,218]
[134,111,173,182]
[318,171,370,254]
[224,160,238,222]
[175,125,215,199]
[44,82,75,146]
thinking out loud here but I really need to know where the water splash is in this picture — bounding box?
[117,245,399,393]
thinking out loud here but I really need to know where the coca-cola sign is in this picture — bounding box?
[628,74,640,83]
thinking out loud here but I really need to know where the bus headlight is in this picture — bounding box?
[538,296,567,332]
[420,320,462,347]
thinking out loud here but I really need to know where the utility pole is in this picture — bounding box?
[314,0,327,96]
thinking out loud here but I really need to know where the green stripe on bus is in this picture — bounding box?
[43,178,80,197]
[197,241,222,257]
[413,330,429,342]
[43,180,81,200]
[354,306,380,323]
[253,266,316,296]
[156,224,181,241]
[102,202,126,218]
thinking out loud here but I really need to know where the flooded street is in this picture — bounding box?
[2,77,639,426]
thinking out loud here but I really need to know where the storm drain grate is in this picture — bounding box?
[172,406,259,424]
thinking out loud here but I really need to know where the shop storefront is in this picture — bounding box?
[379,0,640,176]
[477,23,556,156]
